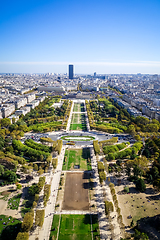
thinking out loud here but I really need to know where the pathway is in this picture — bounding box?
[90,147,122,240]
[66,101,74,132]
[29,146,66,240]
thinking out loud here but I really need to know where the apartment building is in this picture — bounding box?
[15,97,27,109]
[15,106,30,116]
[26,99,40,109]
[2,104,15,118]
[26,93,36,103]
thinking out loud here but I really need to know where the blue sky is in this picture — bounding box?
[0,0,160,74]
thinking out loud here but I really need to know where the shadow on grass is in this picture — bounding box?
[21,193,34,218]
[83,171,90,179]
[146,194,160,201]
[83,214,91,224]
[83,214,100,239]
[0,223,21,240]
[137,214,160,240]
[82,148,90,160]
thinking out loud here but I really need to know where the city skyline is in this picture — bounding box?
[0,0,160,74]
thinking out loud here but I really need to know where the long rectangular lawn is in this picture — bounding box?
[70,114,87,131]
[56,214,100,240]
[62,148,91,171]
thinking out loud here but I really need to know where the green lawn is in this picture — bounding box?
[21,196,35,218]
[73,103,79,112]
[0,215,21,240]
[73,103,85,112]
[50,214,100,240]
[62,148,91,171]
[71,113,79,124]
[49,214,60,240]
[80,104,85,112]
[70,124,87,131]
[61,135,95,141]
[7,194,21,210]
[29,121,62,132]
[70,114,87,131]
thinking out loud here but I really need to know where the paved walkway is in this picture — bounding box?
[84,101,90,131]
[55,210,94,215]
[30,146,66,240]
[90,147,122,240]
[66,101,74,132]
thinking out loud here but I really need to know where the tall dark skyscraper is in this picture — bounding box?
[69,65,74,79]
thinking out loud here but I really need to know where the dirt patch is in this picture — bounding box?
[115,183,160,226]
[62,172,89,210]
[1,191,11,196]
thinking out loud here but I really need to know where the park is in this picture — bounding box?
[0,98,160,240]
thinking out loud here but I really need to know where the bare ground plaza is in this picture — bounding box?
[62,172,89,211]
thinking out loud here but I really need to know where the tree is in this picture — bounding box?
[99,171,106,183]
[145,123,159,132]
[34,194,39,202]
[134,156,149,174]
[16,232,29,240]
[0,164,4,176]
[12,117,16,124]
[5,146,14,154]
[4,170,17,183]
[105,201,114,215]
[134,229,149,240]
[46,155,52,163]
[28,184,39,196]
[35,209,45,228]
[135,135,141,141]
[124,186,129,193]
[108,153,115,161]
[33,163,38,171]
[40,155,44,162]
[43,184,51,206]
[32,201,37,208]
[127,124,136,136]
[22,212,33,232]
[151,166,159,180]
[133,165,142,178]
[93,140,100,155]
[136,178,146,192]
[38,168,44,175]
[153,178,160,191]
[1,118,11,128]
[37,176,45,192]
[17,183,22,190]
[135,116,149,126]
[126,165,131,177]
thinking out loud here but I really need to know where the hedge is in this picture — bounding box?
[12,139,51,161]
[43,184,51,206]
[25,139,51,153]
[93,140,100,155]
[105,201,114,215]
[35,209,45,228]
[52,158,58,169]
